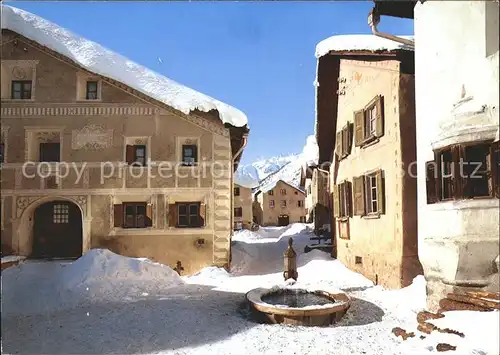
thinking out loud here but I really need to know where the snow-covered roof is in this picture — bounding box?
[315,34,414,58]
[1,5,248,128]
[256,179,305,195]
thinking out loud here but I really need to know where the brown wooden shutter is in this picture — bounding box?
[199,203,206,226]
[345,180,353,217]
[352,176,365,216]
[346,122,353,155]
[113,204,123,227]
[125,145,135,164]
[426,161,438,204]
[375,95,384,138]
[168,204,177,227]
[335,131,342,158]
[491,142,500,198]
[376,169,385,214]
[354,110,364,147]
[434,150,442,201]
[332,185,340,218]
[452,145,463,199]
[146,204,153,227]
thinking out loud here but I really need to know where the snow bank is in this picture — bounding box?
[315,34,414,58]
[60,249,183,290]
[1,255,26,264]
[1,5,247,127]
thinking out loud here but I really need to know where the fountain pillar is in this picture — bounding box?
[283,237,298,281]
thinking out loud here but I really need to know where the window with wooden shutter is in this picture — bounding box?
[346,122,353,156]
[338,181,352,218]
[122,202,148,228]
[332,184,340,218]
[176,202,202,228]
[200,203,206,226]
[335,131,342,158]
[354,110,364,147]
[146,204,153,227]
[374,95,384,138]
[168,204,177,227]
[426,161,438,204]
[125,145,135,165]
[375,170,385,214]
[352,176,365,216]
[113,204,123,227]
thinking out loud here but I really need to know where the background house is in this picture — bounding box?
[0,5,249,275]
[315,34,422,289]
[252,179,306,226]
[233,184,253,230]
[371,0,499,309]
[301,164,331,234]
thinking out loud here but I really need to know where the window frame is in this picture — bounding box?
[336,122,353,160]
[86,80,99,100]
[280,200,287,208]
[297,200,304,207]
[181,144,198,166]
[126,144,147,166]
[354,95,384,148]
[39,142,61,162]
[364,173,379,215]
[234,207,243,218]
[234,187,240,196]
[122,202,148,229]
[269,199,275,208]
[268,190,274,196]
[11,80,32,100]
[176,202,201,228]
[53,204,69,224]
[280,189,287,196]
[426,140,499,203]
[0,142,4,164]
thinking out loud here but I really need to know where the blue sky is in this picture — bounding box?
[9,1,413,165]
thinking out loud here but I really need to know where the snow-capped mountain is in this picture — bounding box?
[235,135,319,190]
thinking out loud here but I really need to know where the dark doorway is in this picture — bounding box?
[32,200,82,259]
[278,215,290,226]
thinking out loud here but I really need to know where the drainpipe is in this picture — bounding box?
[368,8,415,48]
[229,133,249,268]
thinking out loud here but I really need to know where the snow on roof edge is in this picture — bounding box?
[315,34,414,59]
[1,5,248,128]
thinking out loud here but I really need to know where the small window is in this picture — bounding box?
[269,200,275,208]
[354,95,384,148]
[333,181,352,219]
[11,80,32,100]
[234,207,242,217]
[280,189,287,195]
[355,256,363,265]
[126,145,146,166]
[86,81,98,100]
[182,144,198,166]
[0,143,4,164]
[336,122,353,160]
[268,190,274,196]
[53,204,69,224]
[299,216,306,223]
[294,191,298,195]
[297,200,304,207]
[177,203,201,228]
[234,187,240,196]
[280,200,287,208]
[427,141,499,203]
[39,143,60,162]
[123,203,148,228]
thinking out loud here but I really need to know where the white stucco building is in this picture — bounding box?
[372,0,499,310]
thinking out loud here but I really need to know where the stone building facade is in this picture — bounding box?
[315,35,423,289]
[371,0,500,309]
[0,16,248,274]
[301,164,331,233]
[252,180,306,227]
[233,184,253,230]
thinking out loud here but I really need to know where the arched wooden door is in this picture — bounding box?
[32,201,82,259]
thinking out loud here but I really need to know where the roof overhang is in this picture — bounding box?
[373,1,418,19]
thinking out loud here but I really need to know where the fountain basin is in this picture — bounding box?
[246,287,351,326]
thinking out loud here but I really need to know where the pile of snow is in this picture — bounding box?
[60,249,183,291]
[1,255,26,264]
[1,5,247,127]
[315,34,414,58]
[2,249,184,315]
[235,135,318,190]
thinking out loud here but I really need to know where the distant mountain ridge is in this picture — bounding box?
[234,135,319,191]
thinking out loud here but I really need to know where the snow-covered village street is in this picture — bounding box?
[2,224,499,355]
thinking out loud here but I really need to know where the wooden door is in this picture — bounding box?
[32,201,82,259]
[278,215,290,226]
